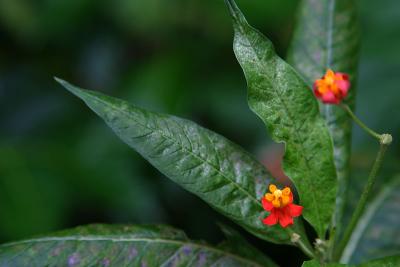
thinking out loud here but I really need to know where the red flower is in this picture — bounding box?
[261,184,303,228]
[313,69,350,104]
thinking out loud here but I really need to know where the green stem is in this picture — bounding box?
[334,142,390,261]
[340,104,381,140]
[286,228,315,259]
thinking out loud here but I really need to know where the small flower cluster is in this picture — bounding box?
[261,184,303,228]
[260,70,351,229]
[313,69,350,104]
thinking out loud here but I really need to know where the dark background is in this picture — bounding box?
[0,0,399,266]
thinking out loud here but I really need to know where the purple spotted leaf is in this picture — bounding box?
[0,224,275,267]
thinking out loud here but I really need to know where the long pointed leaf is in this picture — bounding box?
[56,78,306,244]
[224,0,337,238]
[0,224,270,267]
[287,0,360,238]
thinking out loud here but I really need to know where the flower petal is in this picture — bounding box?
[321,91,339,104]
[336,80,350,96]
[262,197,274,211]
[278,208,293,228]
[263,210,278,226]
[288,204,303,217]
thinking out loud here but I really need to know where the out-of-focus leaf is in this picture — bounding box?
[302,259,347,267]
[0,145,64,240]
[224,0,337,238]
[358,255,400,267]
[0,224,268,267]
[287,0,360,240]
[340,177,400,264]
[56,78,308,244]
[218,224,278,267]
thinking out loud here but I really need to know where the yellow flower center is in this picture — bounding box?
[315,69,340,95]
[264,184,291,208]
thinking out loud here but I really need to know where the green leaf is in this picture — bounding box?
[302,259,348,267]
[218,224,278,267]
[340,177,400,264]
[224,0,337,238]
[287,0,360,237]
[358,255,400,267]
[56,78,306,244]
[0,224,270,267]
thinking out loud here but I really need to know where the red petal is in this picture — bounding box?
[263,210,278,226]
[322,91,339,104]
[288,204,303,217]
[336,72,349,80]
[278,207,293,228]
[313,86,322,98]
[262,198,274,211]
[336,80,350,96]
[289,192,294,203]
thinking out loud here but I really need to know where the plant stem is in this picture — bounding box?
[340,104,381,140]
[286,228,315,259]
[334,142,390,261]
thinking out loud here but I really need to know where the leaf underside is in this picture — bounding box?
[225,0,337,238]
[287,0,360,239]
[56,78,307,244]
[0,224,272,267]
[341,178,400,264]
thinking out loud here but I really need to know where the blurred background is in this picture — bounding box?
[0,0,399,266]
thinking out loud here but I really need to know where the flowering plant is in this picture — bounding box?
[0,0,397,266]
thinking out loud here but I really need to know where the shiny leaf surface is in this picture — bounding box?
[0,224,271,267]
[56,78,306,244]
[287,0,360,237]
[225,0,337,238]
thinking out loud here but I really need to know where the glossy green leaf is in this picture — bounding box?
[287,0,360,237]
[341,177,400,264]
[56,78,306,244]
[218,224,278,267]
[358,255,400,267]
[225,0,337,238]
[0,224,271,267]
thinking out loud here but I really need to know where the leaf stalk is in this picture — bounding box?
[287,228,315,259]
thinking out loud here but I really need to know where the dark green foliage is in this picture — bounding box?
[287,0,360,240]
[341,177,400,264]
[56,78,308,244]
[358,255,400,267]
[225,0,337,238]
[0,224,273,267]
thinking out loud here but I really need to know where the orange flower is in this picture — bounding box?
[261,184,303,228]
[313,69,350,104]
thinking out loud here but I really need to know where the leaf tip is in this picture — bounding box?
[224,0,247,27]
[54,77,85,99]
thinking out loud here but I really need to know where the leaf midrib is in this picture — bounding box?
[87,93,264,211]
[0,236,263,267]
